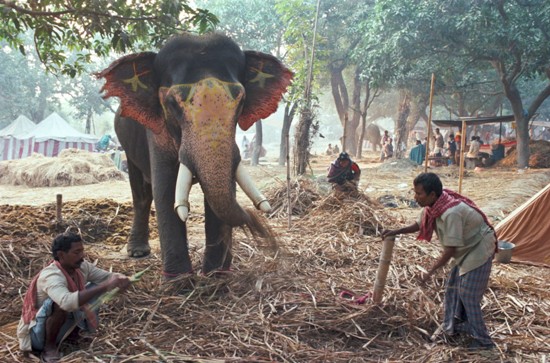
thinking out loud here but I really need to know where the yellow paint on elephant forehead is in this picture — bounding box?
[182,79,241,153]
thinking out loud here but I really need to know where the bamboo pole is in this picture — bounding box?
[424,74,436,173]
[373,235,396,303]
[458,120,467,193]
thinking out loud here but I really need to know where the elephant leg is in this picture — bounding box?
[150,157,192,277]
[203,197,233,274]
[126,158,153,258]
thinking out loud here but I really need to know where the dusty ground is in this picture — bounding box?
[0,151,549,362]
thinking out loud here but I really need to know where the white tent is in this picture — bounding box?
[20,112,98,157]
[0,115,36,161]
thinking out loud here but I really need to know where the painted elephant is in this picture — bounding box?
[97,33,292,277]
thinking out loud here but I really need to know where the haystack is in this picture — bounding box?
[0,149,125,187]
[498,140,550,168]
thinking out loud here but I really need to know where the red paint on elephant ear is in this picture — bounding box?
[95,52,165,135]
[238,51,293,131]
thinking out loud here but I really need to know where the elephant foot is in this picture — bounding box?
[202,268,233,278]
[160,272,195,295]
[126,242,151,258]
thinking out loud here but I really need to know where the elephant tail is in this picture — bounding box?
[242,208,278,251]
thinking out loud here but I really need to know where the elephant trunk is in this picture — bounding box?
[173,76,274,239]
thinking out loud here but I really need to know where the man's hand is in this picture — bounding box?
[106,274,131,292]
[380,229,397,239]
[417,271,431,286]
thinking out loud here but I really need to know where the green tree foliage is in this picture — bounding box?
[197,0,283,53]
[0,41,61,126]
[0,35,115,130]
[358,0,550,167]
[0,0,218,76]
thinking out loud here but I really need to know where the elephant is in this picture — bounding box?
[357,123,382,152]
[97,33,293,277]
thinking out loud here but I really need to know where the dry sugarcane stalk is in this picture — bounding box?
[373,235,396,303]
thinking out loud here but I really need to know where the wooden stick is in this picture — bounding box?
[458,120,467,193]
[424,73,436,173]
[56,194,63,223]
[373,235,396,303]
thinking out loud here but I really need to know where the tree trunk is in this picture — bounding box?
[502,82,530,168]
[346,68,361,155]
[357,81,371,159]
[279,102,297,166]
[294,108,314,175]
[85,109,94,134]
[251,121,263,166]
[405,96,423,148]
[330,65,348,124]
[394,90,411,159]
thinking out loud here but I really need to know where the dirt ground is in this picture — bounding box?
[1,151,549,362]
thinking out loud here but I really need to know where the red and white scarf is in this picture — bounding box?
[418,188,497,246]
[21,260,85,324]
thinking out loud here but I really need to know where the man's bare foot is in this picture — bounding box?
[40,349,61,362]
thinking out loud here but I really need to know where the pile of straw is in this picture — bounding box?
[296,191,402,237]
[498,140,550,168]
[264,178,322,218]
[1,169,550,362]
[0,149,125,187]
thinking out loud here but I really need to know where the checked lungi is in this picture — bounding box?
[442,256,493,345]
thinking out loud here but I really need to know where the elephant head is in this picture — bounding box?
[97,34,292,243]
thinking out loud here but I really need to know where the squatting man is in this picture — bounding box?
[382,172,496,350]
[17,232,131,362]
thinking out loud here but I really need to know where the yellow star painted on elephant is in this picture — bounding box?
[123,74,149,93]
[249,70,274,88]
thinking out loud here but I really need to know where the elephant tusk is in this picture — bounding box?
[174,163,193,222]
[236,163,272,212]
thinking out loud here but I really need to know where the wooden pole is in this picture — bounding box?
[424,74,436,173]
[373,235,396,303]
[56,194,63,223]
[458,120,467,193]
[286,130,291,229]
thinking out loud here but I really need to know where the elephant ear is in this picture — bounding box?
[96,52,164,135]
[238,51,293,131]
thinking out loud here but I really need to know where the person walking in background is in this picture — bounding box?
[381,173,496,350]
[447,134,457,165]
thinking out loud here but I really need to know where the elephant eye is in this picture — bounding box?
[165,96,183,119]
[227,84,245,101]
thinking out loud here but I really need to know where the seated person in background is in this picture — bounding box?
[95,134,112,152]
[333,144,340,154]
[326,144,334,155]
[409,140,426,165]
[327,152,361,192]
[17,233,131,362]
[467,136,481,158]
[384,138,394,159]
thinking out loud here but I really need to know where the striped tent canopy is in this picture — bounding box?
[19,112,98,157]
[0,115,36,161]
